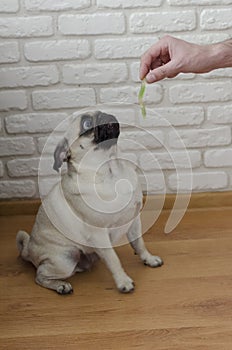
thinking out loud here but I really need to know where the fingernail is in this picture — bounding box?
[146,72,156,83]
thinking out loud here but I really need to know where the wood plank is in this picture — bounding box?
[1,208,232,349]
[2,325,232,350]
[0,191,232,216]
[0,199,41,216]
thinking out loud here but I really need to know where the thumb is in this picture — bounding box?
[146,61,177,83]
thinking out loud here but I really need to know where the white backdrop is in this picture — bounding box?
[0,0,232,198]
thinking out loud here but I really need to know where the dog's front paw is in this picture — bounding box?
[57,282,73,295]
[117,275,135,293]
[143,254,163,268]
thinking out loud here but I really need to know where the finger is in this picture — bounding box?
[139,37,172,80]
[139,60,151,81]
[150,57,169,71]
[146,61,177,83]
[139,42,164,80]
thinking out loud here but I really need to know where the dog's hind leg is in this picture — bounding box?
[35,258,75,295]
[127,216,163,268]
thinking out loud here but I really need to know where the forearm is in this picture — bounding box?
[186,39,232,74]
[213,39,232,69]
[176,39,232,75]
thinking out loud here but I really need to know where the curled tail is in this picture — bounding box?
[16,230,30,261]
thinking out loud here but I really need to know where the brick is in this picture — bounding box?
[130,62,144,82]
[130,11,196,33]
[94,107,136,126]
[7,158,39,177]
[97,0,163,8]
[5,113,68,134]
[174,73,196,80]
[32,88,96,110]
[37,135,64,154]
[207,105,232,124]
[0,66,59,88]
[168,171,228,192]
[176,33,230,45]
[169,82,232,104]
[59,13,125,35]
[201,68,232,79]
[138,106,204,128]
[140,82,163,104]
[38,157,66,176]
[168,0,232,5]
[0,42,20,63]
[95,37,157,59]
[0,162,4,177]
[0,91,27,111]
[100,85,163,104]
[63,63,128,85]
[0,16,53,38]
[39,178,59,198]
[120,130,164,150]
[201,9,232,30]
[7,157,54,177]
[24,40,90,62]
[139,150,201,171]
[204,149,232,167]
[0,137,35,156]
[0,0,19,13]
[169,127,231,149]
[0,180,36,199]
[139,173,166,193]
[25,0,90,11]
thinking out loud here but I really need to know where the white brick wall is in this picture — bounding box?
[0,0,231,199]
[0,0,19,13]
[130,11,196,33]
[24,40,90,61]
[62,63,128,84]
[0,66,59,88]
[24,0,91,11]
[32,88,96,110]
[200,9,232,30]
[5,113,68,133]
[0,42,20,64]
[0,91,27,111]
[59,13,126,35]
[0,16,53,38]
[0,137,35,156]
[97,0,163,8]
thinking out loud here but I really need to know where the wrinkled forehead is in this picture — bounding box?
[65,111,119,141]
[65,111,95,140]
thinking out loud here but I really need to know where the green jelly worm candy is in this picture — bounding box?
[138,79,146,118]
[141,104,146,119]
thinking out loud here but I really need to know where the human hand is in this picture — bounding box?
[140,35,221,83]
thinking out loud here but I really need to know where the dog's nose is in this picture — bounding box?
[95,111,118,127]
[94,111,120,149]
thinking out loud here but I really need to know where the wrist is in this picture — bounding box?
[211,40,232,69]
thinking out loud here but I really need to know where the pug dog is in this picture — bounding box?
[16,111,163,295]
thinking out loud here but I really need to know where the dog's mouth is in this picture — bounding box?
[80,111,120,150]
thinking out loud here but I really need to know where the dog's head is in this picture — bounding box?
[53,111,120,172]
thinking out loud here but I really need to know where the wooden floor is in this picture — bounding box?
[1,207,232,350]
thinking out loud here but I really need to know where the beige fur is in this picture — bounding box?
[16,111,163,295]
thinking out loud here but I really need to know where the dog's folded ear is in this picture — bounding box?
[53,137,70,172]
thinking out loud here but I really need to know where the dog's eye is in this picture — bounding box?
[83,118,93,130]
